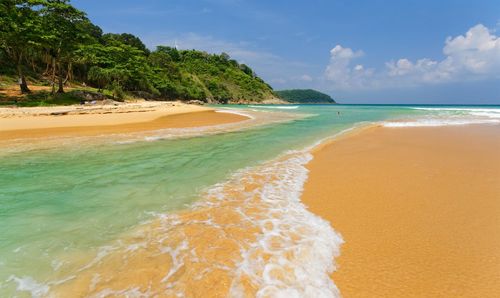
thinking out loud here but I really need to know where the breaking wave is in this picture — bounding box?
[22,147,343,297]
[384,107,500,127]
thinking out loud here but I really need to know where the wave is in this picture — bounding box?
[248,105,300,110]
[32,145,343,297]
[215,109,256,119]
[383,118,500,127]
[411,107,500,119]
[383,107,500,127]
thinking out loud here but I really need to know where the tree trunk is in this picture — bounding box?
[63,62,72,84]
[43,53,51,76]
[44,63,50,76]
[31,58,37,72]
[57,62,64,93]
[51,56,57,95]
[16,56,30,94]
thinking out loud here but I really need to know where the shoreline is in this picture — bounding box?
[301,123,500,297]
[4,103,500,296]
[0,102,250,141]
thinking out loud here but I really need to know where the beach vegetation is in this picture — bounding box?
[0,0,277,104]
[275,89,336,104]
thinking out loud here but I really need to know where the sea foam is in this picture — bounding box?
[383,118,500,127]
[218,151,343,297]
[40,146,343,297]
[7,276,49,298]
[215,108,256,119]
[248,105,300,109]
[384,107,500,127]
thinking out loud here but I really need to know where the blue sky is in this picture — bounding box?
[72,0,500,104]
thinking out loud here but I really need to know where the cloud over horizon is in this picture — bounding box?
[324,24,500,90]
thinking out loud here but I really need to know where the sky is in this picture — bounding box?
[72,0,500,104]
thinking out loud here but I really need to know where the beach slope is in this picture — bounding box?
[302,125,500,297]
[0,102,249,141]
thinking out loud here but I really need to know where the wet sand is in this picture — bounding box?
[49,152,338,297]
[302,125,500,297]
[0,103,249,141]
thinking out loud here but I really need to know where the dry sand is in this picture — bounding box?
[0,101,249,141]
[302,125,500,297]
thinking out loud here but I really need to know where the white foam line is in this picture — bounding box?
[248,105,299,110]
[215,152,343,297]
[7,276,49,298]
[383,119,500,127]
[224,125,375,297]
[411,107,500,112]
[410,107,500,119]
[215,109,255,119]
[302,122,372,152]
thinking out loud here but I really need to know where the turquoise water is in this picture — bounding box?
[0,104,498,296]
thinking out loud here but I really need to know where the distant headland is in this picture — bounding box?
[275,89,336,104]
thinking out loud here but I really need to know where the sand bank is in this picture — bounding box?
[302,124,500,297]
[0,102,249,141]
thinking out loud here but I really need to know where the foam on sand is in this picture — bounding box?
[7,276,49,298]
[249,105,300,109]
[37,149,343,297]
[215,108,256,119]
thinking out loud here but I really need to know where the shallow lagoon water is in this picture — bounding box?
[1,104,498,296]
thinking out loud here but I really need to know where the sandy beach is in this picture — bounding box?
[302,124,500,297]
[0,101,249,141]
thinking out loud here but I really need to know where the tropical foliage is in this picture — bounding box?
[0,0,276,103]
[275,89,336,104]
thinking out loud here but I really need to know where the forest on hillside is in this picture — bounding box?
[0,0,276,103]
[275,89,336,104]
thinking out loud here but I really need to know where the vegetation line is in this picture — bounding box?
[0,0,278,105]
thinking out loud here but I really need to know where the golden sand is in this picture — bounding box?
[302,125,500,297]
[48,153,326,297]
[0,103,248,141]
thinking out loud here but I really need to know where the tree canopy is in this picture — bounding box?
[0,0,276,102]
[275,89,336,104]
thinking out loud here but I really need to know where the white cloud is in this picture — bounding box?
[324,45,374,89]
[442,24,500,75]
[324,24,500,90]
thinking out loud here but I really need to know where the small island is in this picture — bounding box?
[275,89,336,104]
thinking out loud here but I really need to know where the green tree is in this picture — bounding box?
[39,0,88,94]
[0,0,42,93]
[102,33,149,55]
[77,40,156,96]
[0,0,277,104]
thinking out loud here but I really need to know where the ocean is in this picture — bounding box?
[1,104,499,297]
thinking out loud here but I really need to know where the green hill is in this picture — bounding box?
[0,1,277,104]
[139,47,277,103]
[275,89,336,104]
